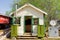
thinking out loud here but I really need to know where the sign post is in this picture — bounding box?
[50,20,56,27]
[49,20,59,37]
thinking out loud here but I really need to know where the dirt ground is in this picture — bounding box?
[6,38,60,40]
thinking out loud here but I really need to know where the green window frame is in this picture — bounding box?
[13,17,21,26]
[32,18,39,25]
[24,16,33,33]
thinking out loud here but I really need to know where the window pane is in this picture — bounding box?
[14,17,20,24]
[33,18,39,25]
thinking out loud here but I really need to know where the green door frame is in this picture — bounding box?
[24,16,32,33]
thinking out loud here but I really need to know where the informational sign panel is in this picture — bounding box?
[50,20,56,26]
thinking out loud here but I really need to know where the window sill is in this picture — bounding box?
[13,24,21,26]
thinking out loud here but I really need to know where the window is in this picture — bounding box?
[33,18,39,25]
[14,17,21,25]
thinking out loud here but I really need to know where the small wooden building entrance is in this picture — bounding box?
[25,16,32,33]
[10,3,47,37]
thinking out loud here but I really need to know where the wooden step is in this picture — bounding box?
[16,33,37,39]
[24,33,31,35]
[16,36,37,39]
[23,33,32,36]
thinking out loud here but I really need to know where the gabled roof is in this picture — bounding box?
[10,3,47,16]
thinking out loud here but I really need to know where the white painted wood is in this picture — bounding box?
[13,6,45,36]
[17,27,24,35]
[10,3,47,16]
[32,25,37,36]
[16,6,44,25]
[48,27,59,37]
[17,16,24,36]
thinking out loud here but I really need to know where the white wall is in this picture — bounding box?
[14,6,44,36]
[48,27,59,37]
[32,25,37,36]
[17,16,24,35]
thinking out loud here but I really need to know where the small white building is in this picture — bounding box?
[10,3,47,37]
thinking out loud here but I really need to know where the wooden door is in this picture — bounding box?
[25,16,32,33]
[26,25,31,32]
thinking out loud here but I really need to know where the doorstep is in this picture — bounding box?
[16,33,37,39]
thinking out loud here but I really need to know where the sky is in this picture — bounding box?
[0,0,13,15]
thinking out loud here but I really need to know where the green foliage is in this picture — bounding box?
[5,11,9,16]
[11,25,17,37]
[38,25,45,37]
[10,0,60,21]
[5,11,11,16]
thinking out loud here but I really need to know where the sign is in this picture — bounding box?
[50,20,56,26]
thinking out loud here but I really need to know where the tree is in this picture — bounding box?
[10,0,60,23]
[5,11,10,16]
[11,0,59,18]
[8,0,60,30]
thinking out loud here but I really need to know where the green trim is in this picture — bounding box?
[32,18,39,25]
[12,17,15,24]
[11,17,13,24]
[32,18,39,33]
[43,14,46,32]
[24,16,25,32]
[31,17,33,33]
[24,16,32,33]
[43,14,45,24]
[12,17,21,26]
[38,18,39,25]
